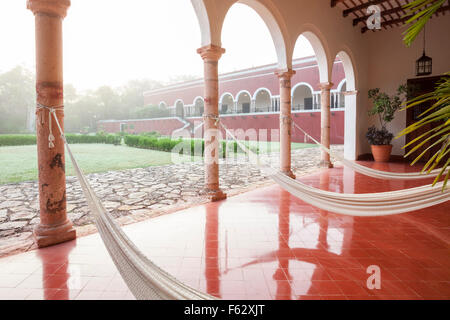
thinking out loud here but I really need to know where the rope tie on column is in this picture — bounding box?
[203,113,220,125]
[280,115,292,125]
[36,102,64,149]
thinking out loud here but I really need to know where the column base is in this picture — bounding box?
[280,170,296,180]
[33,219,76,248]
[319,161,334,168]
[204,188,227,202]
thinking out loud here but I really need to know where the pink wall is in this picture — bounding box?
[98,118,186,135]
[100,111,345,144]
[144,58,346,107]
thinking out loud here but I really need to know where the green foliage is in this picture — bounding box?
[367,85,406,146]
[124,134,238,158]
[130,105,171,119]
[402,0,446,47]
[400,0,449,189]
[0,133,121,146]
[366,126,394,145]
[0,135,36,146]
[397,74,450,190]
[368,85,407,128]
[0,66,35,134]
[0,66,164,134]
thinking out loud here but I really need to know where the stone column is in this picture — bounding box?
[319,82,333,168]
[28,0,75,248]
[197,45,227,202]
[275,69,296,179]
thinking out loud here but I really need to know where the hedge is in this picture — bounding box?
[0,135,36,146]
[0,134,122,146]
[124,134,258,157]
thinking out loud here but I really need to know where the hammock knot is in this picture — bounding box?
[36,103,64,149]
[280,115,293,125]
[203,113,220,125]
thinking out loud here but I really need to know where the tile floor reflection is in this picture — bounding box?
[0,162,449,300]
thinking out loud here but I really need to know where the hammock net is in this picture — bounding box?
[42,107,448,300]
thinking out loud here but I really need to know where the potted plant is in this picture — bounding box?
[366,85,406,162]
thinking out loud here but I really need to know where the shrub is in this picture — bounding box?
[0,133,122,147]
[366,126,394,145]
[0,135,36,146]
[124,134,235,158]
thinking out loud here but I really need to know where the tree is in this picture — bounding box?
[0,66,35,133]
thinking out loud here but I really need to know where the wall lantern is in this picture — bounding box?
[416,26,432,76]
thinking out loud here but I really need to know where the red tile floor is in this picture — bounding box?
[0,162,449,300]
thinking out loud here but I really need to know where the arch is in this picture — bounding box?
[190,0,214,46]
[292,83,313,111]
[237,0,290,69]
[193,96,205,117]
[291,82,314,96]
[337,79,347,92]
[236,90,252,114]
[175,99,185,118]
[191,0,291,69]
[219,92,235,104]
[292,25,332,83]
[220,92,234,114]
[335,48,357,160]
[253,88,272,113]
[252,87,272,101]
[159,101,168,108]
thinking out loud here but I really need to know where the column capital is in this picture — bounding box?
[275,68,296,79]
[197,44,225,61]
[27,0,71,18]
[319,82,334,90]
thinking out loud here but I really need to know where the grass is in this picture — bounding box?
[0,144,201,185]
[237,140,317,153]
[0,141,317,185]
[182,137,317,154]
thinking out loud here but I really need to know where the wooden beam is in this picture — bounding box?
[343,0,388,17]
[331,0,346,7]
[353,6,406,26]
[361,4,450,33]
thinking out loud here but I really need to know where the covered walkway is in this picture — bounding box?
[1,162,449,300]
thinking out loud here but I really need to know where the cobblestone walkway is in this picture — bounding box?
[0,146,343,257]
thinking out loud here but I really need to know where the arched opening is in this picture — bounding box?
[175,100,184,118]
[220,3,286,73]
[159,101,168,109]
[194,97,204,117]
[336,79,347,109]
[254,88,272,113]
[292,83,313,111]
[220,93,234,114]
[236,91,251,114]
[336,50,357,160]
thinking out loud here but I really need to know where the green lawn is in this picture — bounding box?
[0,141,317,185]
[239,140,317,153]
[0,144,200,185]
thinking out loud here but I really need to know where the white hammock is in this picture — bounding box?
[292,122,446,180]
[44,106,447,299]
[220,122,449,217]
[49,109,216,300]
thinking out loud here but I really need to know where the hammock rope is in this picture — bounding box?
[291,121,446,180]
[44,105,217,300]
[219,121,449,216]
[37,106,448,299]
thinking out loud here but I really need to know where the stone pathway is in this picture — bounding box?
[0,145,343,257]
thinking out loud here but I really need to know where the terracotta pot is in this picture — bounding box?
[371,144,392,162]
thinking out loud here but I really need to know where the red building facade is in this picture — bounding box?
[99,56,346,144]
